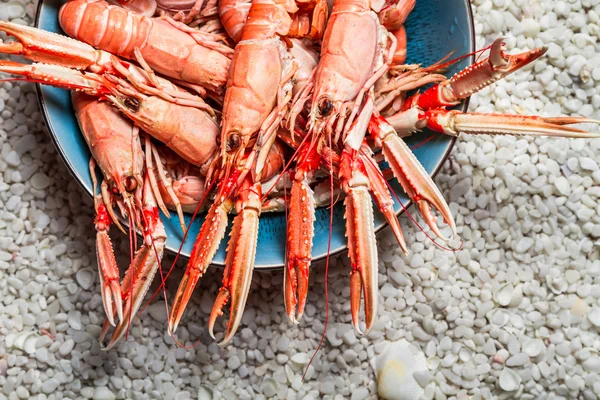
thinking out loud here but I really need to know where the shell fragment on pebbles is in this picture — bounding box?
[546,273,568,295]
[523,339,544,358]
[260,378,278,398]
[375,339,428,400]
[290,352,309,366]
[197,386,214,400]
[588,308,600,327]
[498,367,522,392]
[493,283,514,306]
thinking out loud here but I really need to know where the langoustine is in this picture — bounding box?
[168,0,299,346]
[72,92,143,326]
[59,0,232,95]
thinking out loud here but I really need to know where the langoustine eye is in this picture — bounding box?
[226,132,241,153]
[123,97,141,112]
[124,176,137,192]
[318,98,333,116]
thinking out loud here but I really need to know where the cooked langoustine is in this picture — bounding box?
[285,0,419,334]
[72,92,144,327]
[0,20,222,323]
[59,0,232,95]
[168,0,300,346]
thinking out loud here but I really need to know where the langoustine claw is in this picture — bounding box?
[208,177,261,345]
[384,39,600,139]
[369,114,456,241]
[99,177,166,349]
[94,202,124,327]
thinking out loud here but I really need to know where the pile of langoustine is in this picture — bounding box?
[1,0,598,349]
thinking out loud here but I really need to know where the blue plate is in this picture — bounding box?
[35,0,475,269]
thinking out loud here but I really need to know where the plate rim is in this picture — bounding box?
[34,0,476,270]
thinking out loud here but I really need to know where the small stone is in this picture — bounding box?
[277,335,290,352]
[291,353,308,366]
[326,327,342,346]
[554,177,571,196]
[36,347,48,363]
[506,353,529,367]
[75,269,94,290]
[59,339,75,356]
[521,18,540,37]
[31,172,51,190]
[197,386,213,400]
[498,368,521,391]
[81,387,94,398]
[14,134,37,154]
[4,150,20,167]
[566,376,583,391]
[351,387,370,400]
[15,386,29,399]
[227,355,241,370]
[514,238,534,254]
[261,378,278,397]
[67,311,82,330]
[588,308,600,327]
[320,380,335,395]
[494,284,514,306]
[580,157,599,171]
[41,378,59,394]
[484,339,496,356]
[342,329,358,345]
[148,302,167,323]
[523,339,544,358]
[583,356,600,372]
[0,2,25,19]
[93,387,116,400]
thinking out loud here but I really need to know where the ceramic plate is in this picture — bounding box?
[35,0,475,269]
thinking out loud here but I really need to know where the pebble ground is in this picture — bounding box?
[1,0,600,399]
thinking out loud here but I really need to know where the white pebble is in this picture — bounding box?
[261,378,278,397]
[59,339,74,356]
[31,173,51,190]
[588,308,600,327]
[499,368,522,391]
[41,379,59,394]
[148,302,167,323]
[75,269,94,290]
[93,387,116,400]
[506,353,530,367]
[521,18,541,37]
[554,176,571,196]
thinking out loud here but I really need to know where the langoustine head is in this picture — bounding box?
[290,0,393,140]
[72,92,144,226]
